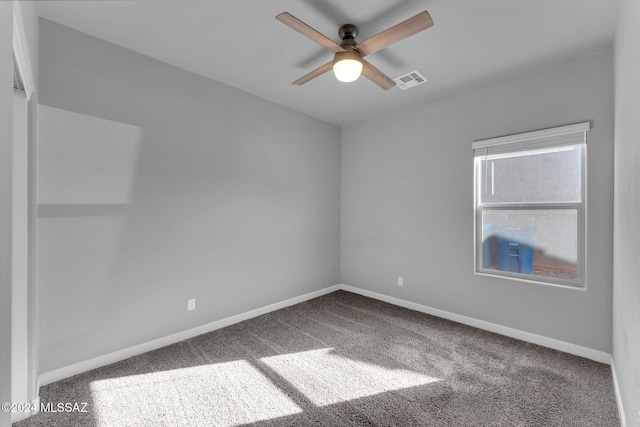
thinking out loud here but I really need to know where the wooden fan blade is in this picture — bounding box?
[361,60,396,90]
[292,61,333,85]
[276,12,345,53]
[355,11,434,57]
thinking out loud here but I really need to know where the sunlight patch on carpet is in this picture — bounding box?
[260,348,440,406]
[89,360,302,426]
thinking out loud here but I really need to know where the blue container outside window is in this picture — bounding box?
[496,226,535,274]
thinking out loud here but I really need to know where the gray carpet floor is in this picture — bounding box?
[15,290,619,426]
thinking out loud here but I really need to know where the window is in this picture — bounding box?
[473,122,589,287]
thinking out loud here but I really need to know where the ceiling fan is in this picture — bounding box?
[276,10,434,90]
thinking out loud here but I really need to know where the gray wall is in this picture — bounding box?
[38,19,341,373]
[1,3,14,425]
[341,48,614,352]
[613,0,640,424]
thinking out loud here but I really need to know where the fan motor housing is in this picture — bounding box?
[338,24,359,42]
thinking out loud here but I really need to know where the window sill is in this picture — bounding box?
[474,270,586,291]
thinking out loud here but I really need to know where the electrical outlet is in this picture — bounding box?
[187,299,196,311]
[397,277,404,286]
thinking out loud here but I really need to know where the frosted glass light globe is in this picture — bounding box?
[332,51,363,82]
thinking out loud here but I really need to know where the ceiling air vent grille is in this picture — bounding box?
[393,70,427,90]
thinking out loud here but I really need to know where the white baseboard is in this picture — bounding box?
[339,284,611,364]
[10,396,39,423]
[38,285,341,387]
[12,411,30,423]
[31,395,40,415]
[39,282,611,393]
[610,356,627,427]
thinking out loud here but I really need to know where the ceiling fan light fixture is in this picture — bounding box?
[332,50,363,83]
[277,11,433,89]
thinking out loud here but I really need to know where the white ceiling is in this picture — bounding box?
[36,0,619,126]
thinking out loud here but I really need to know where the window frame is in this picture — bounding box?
[472,123,589,289]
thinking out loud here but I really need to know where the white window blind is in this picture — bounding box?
[472,122,590,156]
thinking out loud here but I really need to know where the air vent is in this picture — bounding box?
[393,70,427,90]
